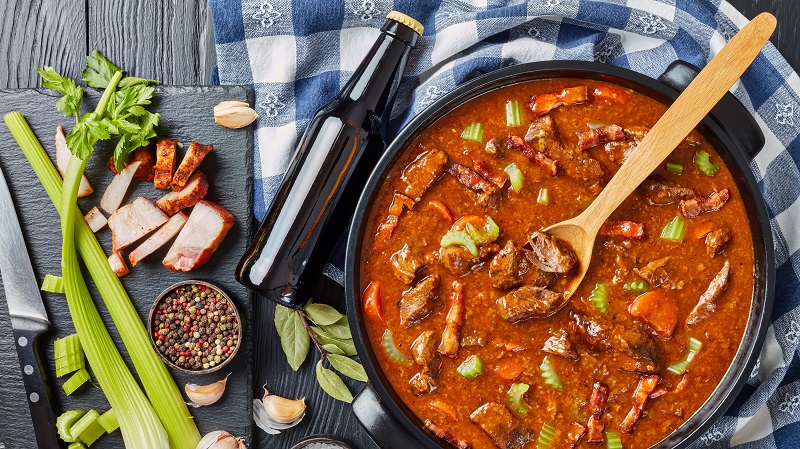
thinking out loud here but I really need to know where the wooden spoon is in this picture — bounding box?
[546,12,776,300]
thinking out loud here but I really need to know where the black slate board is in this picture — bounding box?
[0,86,254,448]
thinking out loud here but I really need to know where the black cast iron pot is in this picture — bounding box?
[345,60,775,449]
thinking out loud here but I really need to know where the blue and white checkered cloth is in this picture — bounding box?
[208,0,800,447]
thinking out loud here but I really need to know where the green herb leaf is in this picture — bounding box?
[82,50,122,89]
[327,354,368,382]
[37,67,83,118]
[320,318,352,340]
[315,360,354,403]
[305,303,344,326]
[322,343,345,355]
[274,305,310,371]
[312,327,357,356]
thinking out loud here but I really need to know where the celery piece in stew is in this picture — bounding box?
[667,337,703,375]
[589,283,609,314]
[623,280,649,293]
[381,329,410,364]
[441,230,478,256]
[461,123,484,143]
[537,422,556,449]
[540,356,565,390]
[508,383,530,415]
[457,354,483,379]
[666,162,684,174]
[660,216,686,242]
[606,431,623,449]
[506,101,524,127]
[537,188,550,205]
[504,163,524,192]
[694,150,720,176]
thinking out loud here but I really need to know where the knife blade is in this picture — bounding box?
[0,164,62,448]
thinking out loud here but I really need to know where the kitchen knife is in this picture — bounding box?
[0,164,61,448]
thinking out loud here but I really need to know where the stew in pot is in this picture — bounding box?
[359,78,754,449]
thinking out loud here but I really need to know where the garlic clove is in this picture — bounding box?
[196,430,247,449]
[185,374,230,407]
[262,393,306,424]
[214,100,259,129]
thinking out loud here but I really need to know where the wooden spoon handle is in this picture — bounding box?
[578,12,776,233]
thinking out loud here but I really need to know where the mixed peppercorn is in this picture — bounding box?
[151,283,239,371]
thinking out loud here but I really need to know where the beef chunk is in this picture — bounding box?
[687,260,731,325]
[425,420,472,449]
[570,311,661,373]
[525,115,604,192]
[399,274,440,327]
[401,149,449,201]
[641,179,696,206]
[620,375,660,434]
[528,231,577,273]
[411,330,441,375]
[542,329,579,361]
[705,227,732,257]
[496,286,563,323]
[473,159,507,188]
[633,256,671,287]
[447,163,501,207]
[438,243,500,276]
[680,189,731,219]
[390,244,424,284]
[576,124,626,151]
[566,422,587,449]
[470,403,533,449]
[586,382,609,444]
[409,371,437,395]
[484,138,504,157]
[373,192,415,250]
[489,241,533,290]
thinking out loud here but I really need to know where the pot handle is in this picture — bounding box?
[352,384,422,448]
[657,60,765,161]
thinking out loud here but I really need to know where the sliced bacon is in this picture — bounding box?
[128,212,188,267]
[84,207,108,232]
[566,422,587,449]
[55,126,93,197]
[107,145,156,182]
[108,252,130,277]
[155,171,209,216]
[172,142,213,191]
[447,163,500,207]
[154,138,177,189]
[599,220,645,240]
[438,281,465,358]
[100,160,142,214]
[507,135,558,176]
[586,382,609,444]
[472,160,507,188]
[687,260,731,324]
[592,84,630,104]
[679,188,730,219]
[108,197,169,252]
[528,86,589,116]
[372,192,415,250]
[577,124,626,151]
[163,200,235,272]
[425,420,472,449]
[620,375,660,434]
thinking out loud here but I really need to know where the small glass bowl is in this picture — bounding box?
[148,280,241,375]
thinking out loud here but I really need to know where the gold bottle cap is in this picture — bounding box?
[386,11,424,35]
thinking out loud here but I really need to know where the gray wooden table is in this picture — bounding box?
[0,1,796,449]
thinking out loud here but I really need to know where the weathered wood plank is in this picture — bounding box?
[731,0,799,70]
[0,0,86,88]
[88,0,216,85]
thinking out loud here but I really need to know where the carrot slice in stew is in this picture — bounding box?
[629,290,678,338]
[592,84,629,104]
[599,220,645,240]
[362,281,383,320]
[428,199,453,223]
[527,86,589,116]
[430,400,458,421]
[452,215,485,231]
[493,359,524,380]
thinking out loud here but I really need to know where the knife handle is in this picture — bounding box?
[12,321,62,449]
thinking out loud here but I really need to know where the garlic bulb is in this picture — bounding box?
[185,374,230,407]
[214,100,258,129]
[252,387,306,435]
[196,430,247,449]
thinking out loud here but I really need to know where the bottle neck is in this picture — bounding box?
[338,22,418,118]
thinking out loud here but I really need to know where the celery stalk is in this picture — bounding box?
[4,111,200,447]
